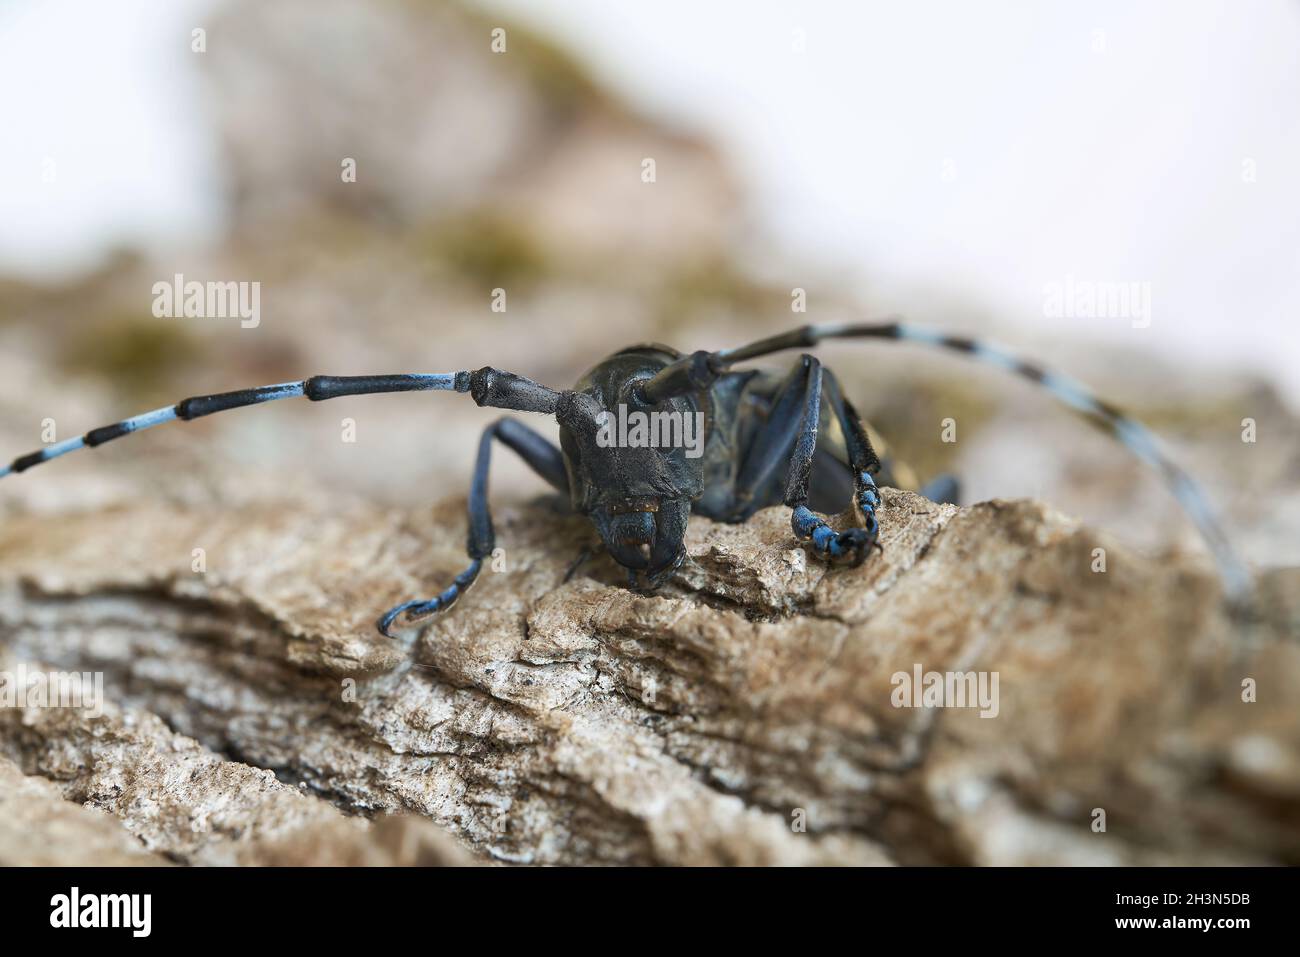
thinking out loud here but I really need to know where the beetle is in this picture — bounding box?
[0,320,1250,635]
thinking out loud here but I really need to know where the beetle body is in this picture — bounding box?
[559,343,902,590]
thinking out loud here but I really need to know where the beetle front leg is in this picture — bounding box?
[377,417,569,637]
[790,469,882,566]
[780,356,879,566]
[790,506,876,565]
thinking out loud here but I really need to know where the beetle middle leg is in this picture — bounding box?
[377,417,569,637]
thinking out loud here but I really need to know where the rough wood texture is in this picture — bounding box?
[1,488,1297,865]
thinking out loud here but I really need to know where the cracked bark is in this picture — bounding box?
[0,488,1297,865]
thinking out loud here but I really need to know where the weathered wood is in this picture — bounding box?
[0,489,1296,865]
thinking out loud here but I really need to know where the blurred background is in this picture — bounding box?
[0,0,1296,570]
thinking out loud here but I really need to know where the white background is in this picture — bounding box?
[1,0,1296,401]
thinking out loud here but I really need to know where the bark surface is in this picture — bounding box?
[1,489,1296,865]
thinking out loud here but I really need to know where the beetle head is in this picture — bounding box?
[557,347,706,589]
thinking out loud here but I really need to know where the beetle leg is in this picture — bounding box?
[377,418,567,637]
[778,356,878,566]
[726,355,820,522]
